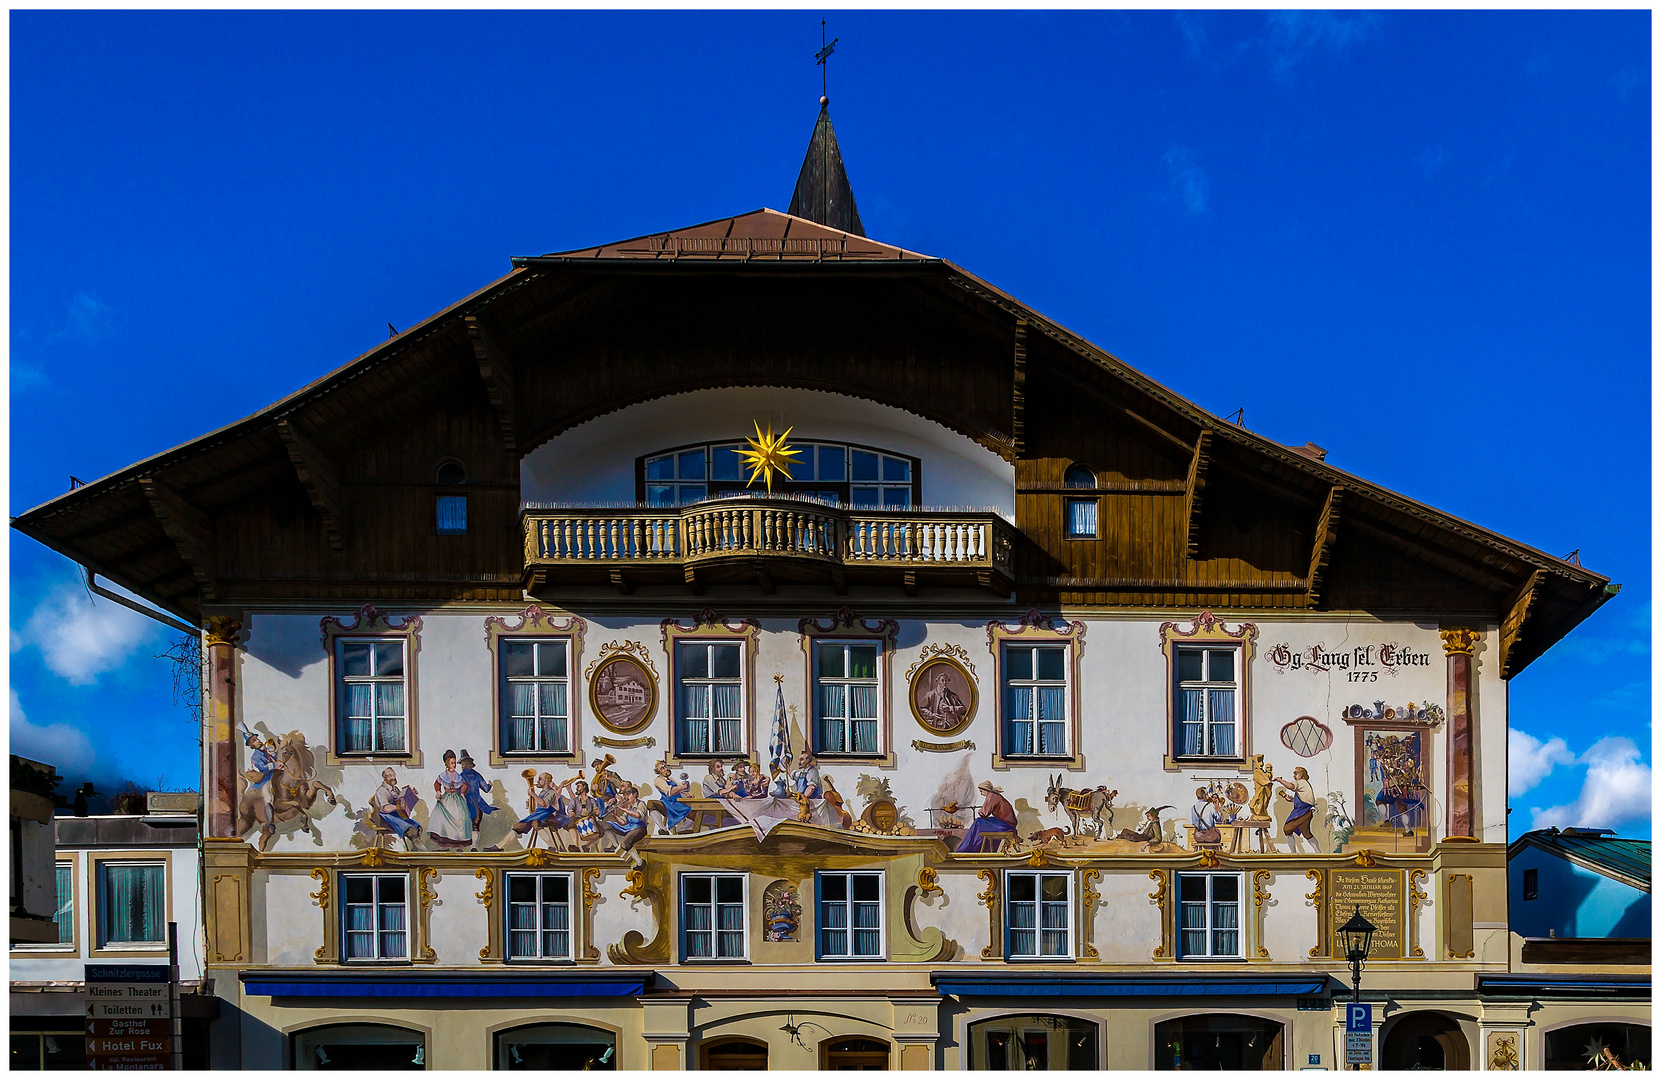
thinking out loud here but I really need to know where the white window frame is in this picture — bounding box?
[504,871,574,962]
[676,641,746,757]
[1001,644,1072,758]
[680,873,748,961]
[340,873,409,962]
[1174,646,1239,760]
[336,638,409,754]
[1004,870,1073,960]
[1177,872,1244,960]
[813,640,882,756]
[816,870,885,960]
[500,638,572,755]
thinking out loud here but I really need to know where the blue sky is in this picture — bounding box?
[9,10,1650,834]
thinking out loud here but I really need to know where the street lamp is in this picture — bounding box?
[1338,906,1377,1004]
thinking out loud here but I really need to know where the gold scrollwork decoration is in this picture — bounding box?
[474,868,494,907]
[608,861,671,965]
[1440,627,1481,657]
[977,868,1000,961]
[1408,868,1428,959]
[360,845,392,868]
[917,866,941,898]
[1489,1033,1519,1071]
[1081,868,1101,960]
[1253,869,1272,959]
[1353,849,1378,868]
[417,867,440,962]
[581,866,603,961]
[1197,849,1222,869]
[1148,869,1169,958]
[912,738,976,753]
[309,867,331,909]
[1306,868,1326,959]
[976,868,998,906]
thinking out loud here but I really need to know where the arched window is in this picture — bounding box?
[435,459,467,535]
[495,1023,616,1071]
[292,1023,424,1070]
[823,1037,890,1070]
[1154,1014,1282,1071]
[1381,1012,1470,1070]
[640,441,918,508]
[1063,464,1096,488]
[969,1015,1098,1070]
[1546,1023,1650,1070]
[700,1037,768,1071]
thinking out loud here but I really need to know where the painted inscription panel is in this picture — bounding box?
[1330,869,1405,959]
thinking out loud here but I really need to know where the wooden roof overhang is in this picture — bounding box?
[11,210,1614,675]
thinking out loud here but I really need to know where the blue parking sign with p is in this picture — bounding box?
[1347,1004,1372,1032]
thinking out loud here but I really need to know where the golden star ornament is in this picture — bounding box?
[738,421,802,494]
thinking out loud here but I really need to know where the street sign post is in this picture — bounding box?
[85,946,177,1070]
[1345,1032,1373,1066]
[1346,1003,1372,1032]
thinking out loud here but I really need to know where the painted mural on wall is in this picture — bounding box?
[236,726,337,851]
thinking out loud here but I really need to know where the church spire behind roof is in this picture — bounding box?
[788,24,864,236]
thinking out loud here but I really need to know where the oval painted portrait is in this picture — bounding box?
[908,657,977,736]
[588,654,657,734]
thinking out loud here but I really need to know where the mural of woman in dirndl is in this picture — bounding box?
[429,749,473,849]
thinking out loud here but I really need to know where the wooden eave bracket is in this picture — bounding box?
[138,477,219,601]
[1499,568,1546,678]
[1305,485,1345,608]
[1182,429,1213,560]
[465,314,518,452]
[277,420,347,552]
[1344,514,1513,594]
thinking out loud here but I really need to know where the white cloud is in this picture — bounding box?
[1530,736,1652,832]
[16,581,159,685]
[9,688,97,775]
[1161,146,1210,216]
[1509,728,1575,796]
[1264,11,1380,80]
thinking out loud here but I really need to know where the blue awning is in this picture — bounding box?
[933,975,1329,998]
[240,973,647,999]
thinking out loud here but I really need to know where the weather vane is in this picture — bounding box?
[738,420,802,495]
[816,19,838,102]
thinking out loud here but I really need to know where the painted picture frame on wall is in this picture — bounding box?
[587,645,658,734]
[907,654,977,736]
[1351,724,1432,853]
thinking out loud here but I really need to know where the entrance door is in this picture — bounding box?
[701,1038,768,1071]
[824,1038,891,1070]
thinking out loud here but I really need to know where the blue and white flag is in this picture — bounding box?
[768,679,792,783]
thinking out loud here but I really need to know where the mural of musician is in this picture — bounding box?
[234,728,338,851]
[456,750,498,838]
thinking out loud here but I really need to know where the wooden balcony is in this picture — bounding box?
[523,497,1015,596]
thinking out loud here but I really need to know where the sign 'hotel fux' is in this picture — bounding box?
[13,92,1637,1071]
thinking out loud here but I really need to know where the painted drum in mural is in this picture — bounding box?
[909,657,977,736]
[589,654,657,733]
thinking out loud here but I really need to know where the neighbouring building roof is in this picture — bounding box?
[1509,827,1652,892]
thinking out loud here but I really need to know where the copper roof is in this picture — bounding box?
[534,207,931,263]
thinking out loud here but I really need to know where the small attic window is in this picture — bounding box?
[436,460,467,535]
[1064,464,1096,488]
[436,460,467,486]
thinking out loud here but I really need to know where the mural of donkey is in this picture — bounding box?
[1044,775,1117,838]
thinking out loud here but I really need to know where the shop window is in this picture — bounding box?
[814,642,880,755]
[505,872,572,961]
[823,1038,891,1070]
[500,639,571,755]
[968,1016,1098,1070]
[97,862,165,947]
[1545,1023,1650,1071]
[816,871,883,959]
[1005,871,1071,959]
[681,873,746,960]
[701,1038,768,1071]
[496,1023,615,1071]
[1177,872,1242,959]
[341,873,407,961]
[1154,1015,1283,1070]
[293,1024,424,1070]
[1002,645,1070,757]
[337,639,408,754]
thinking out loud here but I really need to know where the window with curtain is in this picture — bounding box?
[500,640,570,754]
[337,640,407,754]
[682,874,745,960]
[1174,647,1238,758]
[817,871,883,959]
[505,873,571,960]
[1003,645,1069,756]
[99,863,164,946]
[54,863,73,944]
[1178,873,1242,958]
[676,642,743,756]
[815,642,880,755]
[1005,871,1071,959]
[435,495,467,535]
[342,874,407,961]
[1063,497,1098,538]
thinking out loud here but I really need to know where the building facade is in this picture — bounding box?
[9,793,213,1069]
[13,107,1645,1070]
